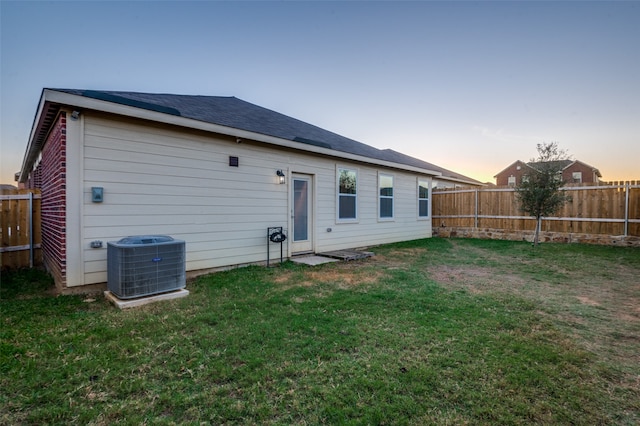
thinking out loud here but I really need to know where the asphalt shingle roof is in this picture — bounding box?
[53,89,480,184]
[527,160,574,172]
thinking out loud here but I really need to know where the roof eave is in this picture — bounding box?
[570,159,602,178]
[19,89,62,183]
[435,176,485,187]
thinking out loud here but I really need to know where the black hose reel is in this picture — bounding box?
[267,227,287,266]
[269,230,287,243]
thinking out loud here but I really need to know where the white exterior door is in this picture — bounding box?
[291,174,313,254]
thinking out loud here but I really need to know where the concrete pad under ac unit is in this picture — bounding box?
[104,289,189,309]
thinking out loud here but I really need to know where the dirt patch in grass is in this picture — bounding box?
[373,248,428,269]
[428,264,528,295]
[307,268,384,289]
[424,244,640,397]
[273,262,386,292]
[427,258,640,329]
[576,295,600,306]
[386,247,426,257]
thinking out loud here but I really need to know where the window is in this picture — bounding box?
[338,168,357,220]
[379,174,394,219]
[508,175,516,186]
[418,179,429,218]
[572,171,582,183]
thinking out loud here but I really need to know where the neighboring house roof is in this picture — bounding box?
[564,160,602,178]
[527,159,573,172]
[18,88,481,186]
[0,184,18,191]
[493,160,533,178]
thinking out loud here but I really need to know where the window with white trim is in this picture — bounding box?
[508,175,516,186]
[379,173,394,219]
[338,168,357,220]
[572,171,582,183]
[418,179,429,218]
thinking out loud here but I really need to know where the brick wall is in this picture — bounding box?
[497,161,600,186]
[495,161,530,186]
[31,165,42,189]
[28,113,67,288]
[562,163,598,184]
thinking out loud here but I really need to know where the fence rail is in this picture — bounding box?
[0,188,42,269]
[432,181,640,237]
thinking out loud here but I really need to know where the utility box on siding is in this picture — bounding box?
[107,235,186,299]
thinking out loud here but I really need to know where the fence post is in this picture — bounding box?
[624,182,629,237]
[474,189,478,228]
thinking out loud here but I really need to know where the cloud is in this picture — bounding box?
[471,126,544,144]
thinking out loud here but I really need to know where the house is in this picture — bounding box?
[494,159,602,187]
[17,88,481,293]
[0,184,18,191]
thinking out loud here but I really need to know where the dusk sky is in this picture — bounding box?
[1,1,638,185]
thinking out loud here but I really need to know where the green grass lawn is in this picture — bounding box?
[1,239,639,425]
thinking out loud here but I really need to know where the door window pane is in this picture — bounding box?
[294,179,308,241]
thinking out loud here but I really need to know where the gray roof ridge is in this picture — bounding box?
[50,88,236,99]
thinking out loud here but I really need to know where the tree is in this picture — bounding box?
[515,142,572,246]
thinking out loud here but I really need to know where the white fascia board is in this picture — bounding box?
[41,90,443,178]
[435,175,484,187]
[19,90,49,182]
[440,177,485,187]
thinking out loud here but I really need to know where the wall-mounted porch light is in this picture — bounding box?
[276,170,286,184]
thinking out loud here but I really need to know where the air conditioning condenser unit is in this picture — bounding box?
[107,235,186,299]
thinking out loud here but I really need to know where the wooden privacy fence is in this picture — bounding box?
[0,188,42,269]
[432,181,640,237]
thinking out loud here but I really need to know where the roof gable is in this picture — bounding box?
[493,160,535,178]
[566,159,602,177]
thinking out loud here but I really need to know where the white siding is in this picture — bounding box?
[79,113,432,285]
